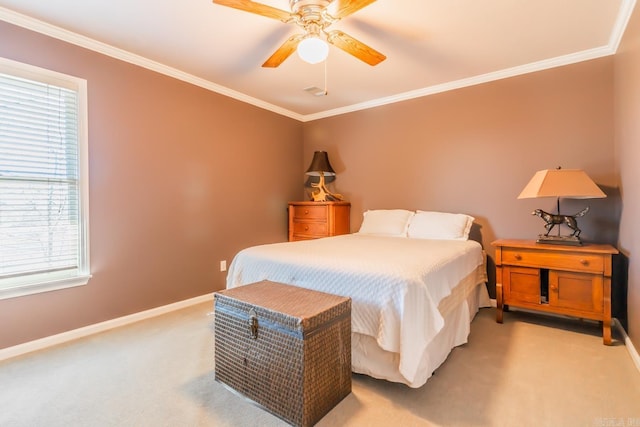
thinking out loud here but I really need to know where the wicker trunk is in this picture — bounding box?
[214,281,352,427]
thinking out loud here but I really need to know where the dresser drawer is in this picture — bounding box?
[292,221,328,236]
[291,205,328,221]
[501,248,604,273]
[288,201,350,242]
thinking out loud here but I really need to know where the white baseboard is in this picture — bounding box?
[613,319,640,373]
[4,294,639,376]
[0,293,215,362]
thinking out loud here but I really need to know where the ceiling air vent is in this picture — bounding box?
[303,86,327,96]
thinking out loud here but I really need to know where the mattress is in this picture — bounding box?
[226,233,488,387]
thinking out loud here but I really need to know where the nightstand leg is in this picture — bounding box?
[496,282,504,323]
[603,276,612,345]
[603,321,612,345]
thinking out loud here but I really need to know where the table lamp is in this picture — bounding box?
[517,167,606,245]
[305,151,343,202]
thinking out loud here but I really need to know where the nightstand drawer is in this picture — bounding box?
[501,248,604,273]
[291,205,327,221]
[292,221,328,236]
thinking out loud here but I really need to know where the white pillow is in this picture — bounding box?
[357,209,415,237]
[407,211,474,240]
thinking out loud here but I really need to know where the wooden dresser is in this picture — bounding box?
[288,201,350,242]
[492,239,618,345]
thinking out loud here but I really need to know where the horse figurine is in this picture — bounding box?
[532,207,589,237]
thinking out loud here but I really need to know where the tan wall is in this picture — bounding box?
[614,4,640,345]
[303,57,618,299]
[0,21,303,349]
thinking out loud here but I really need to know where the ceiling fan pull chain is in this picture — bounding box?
[323,57,328,96]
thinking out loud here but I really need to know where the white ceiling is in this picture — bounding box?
[0,1,635,121]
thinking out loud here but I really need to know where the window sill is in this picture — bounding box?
[0,274,92,300]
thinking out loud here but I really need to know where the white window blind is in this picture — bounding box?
[0,58,90,299]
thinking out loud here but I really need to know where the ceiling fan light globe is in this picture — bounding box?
[297,37,329,64]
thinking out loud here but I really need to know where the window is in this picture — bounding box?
[0,57,90,299]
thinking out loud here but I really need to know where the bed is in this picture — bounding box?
[225,209,491,388]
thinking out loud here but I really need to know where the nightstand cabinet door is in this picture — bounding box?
[288,201,350,242]
[503,266,541,304]
[549,270,603,315]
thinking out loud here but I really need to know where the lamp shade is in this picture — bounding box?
[517,168,606,199]
[305,151,336,176]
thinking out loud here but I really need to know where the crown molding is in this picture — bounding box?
[302,45,615,122]
[304,0,634,121]
[610,0,638,51]
[1,1,635,123]
[0,7,305,121]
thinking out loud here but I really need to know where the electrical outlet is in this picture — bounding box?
[220,260,227,272]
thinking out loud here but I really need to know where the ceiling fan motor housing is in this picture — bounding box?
[290,0,331,13]
[290,0,332,24]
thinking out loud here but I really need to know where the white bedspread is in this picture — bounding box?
[226,234,484,384]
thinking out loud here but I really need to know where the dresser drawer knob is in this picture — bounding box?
[514,254,522,260]
[580,259,589,265]
[304,226,309,231]
[304,209,309,215]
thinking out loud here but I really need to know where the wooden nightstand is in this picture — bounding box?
[492,239,618,345]
[288,201,350,241]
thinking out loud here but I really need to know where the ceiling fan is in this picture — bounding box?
[212,0,387,67]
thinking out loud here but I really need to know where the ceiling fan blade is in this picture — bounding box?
[262,35,304,67]
[326,30,386,66]
[325,0,377,19]
[212,0,292,23]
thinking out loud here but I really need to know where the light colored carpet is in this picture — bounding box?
[1,303,639,427]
